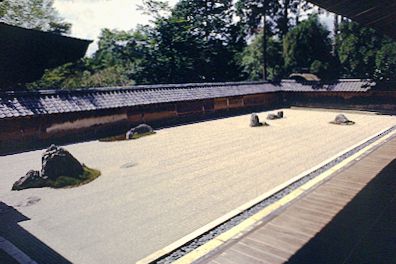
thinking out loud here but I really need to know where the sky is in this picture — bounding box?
[54,0,178,55]
[54,0,333,56]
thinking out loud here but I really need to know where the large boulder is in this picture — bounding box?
[12,170,46,191]
[332,114,355,125]
[250,113,263,127]
[126,124,154,139]
[41,145,84,180]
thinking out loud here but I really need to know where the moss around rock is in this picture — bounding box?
[100,131,156,142]
[47,165,101,189]
[12,146,101,191]
[99,124,156,142]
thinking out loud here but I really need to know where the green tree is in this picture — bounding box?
[236,0,281,79]
[374,41,396,81]
[0,0,71,34]
[169,0,245,82]
[240,33,284,81]
[283,15,337,79]
[336,21,395,80]
[275,0,307,39]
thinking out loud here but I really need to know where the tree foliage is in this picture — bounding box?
[283,15,336,79]
[21,0,396,90]
[0,0,71,34]
[241,33,283,81]
[336,21,396,81]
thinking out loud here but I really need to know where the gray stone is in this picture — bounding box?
[12,170,46,191]
[267,113,278,120]
[41,145,84,180]
[126,124,154,139]
[333,114,354,125]
[250,114,263,127]
[267,111,284,120]
[277,111,284,118]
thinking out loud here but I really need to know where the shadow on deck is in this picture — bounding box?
[0,202,71,264]
[287,159,396,264]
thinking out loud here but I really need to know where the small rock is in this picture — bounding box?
[12,170,46,191]
[267,111,284,120]
[41,145,84,180]
[126,124,154,139]
[277,111,284,118]
[267,113,278,120]
[250,114,263,127]
[333,114,355,125]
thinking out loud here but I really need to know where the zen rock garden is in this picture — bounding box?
[12,145,101,191]
[250,111,355,128]
[331,114,355,125]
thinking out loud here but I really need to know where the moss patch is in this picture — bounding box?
[47,165,101,189]
[99,135,126,142]
[130,131,156,139]
[100,131,156,142]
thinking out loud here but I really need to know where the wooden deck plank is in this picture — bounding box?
[197,136,396,264]
[241,237,291,260]
[231,243,286,263]
[222,249,270,264]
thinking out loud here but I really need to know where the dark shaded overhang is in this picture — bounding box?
[0,22,92,90]
[307,0,396,40]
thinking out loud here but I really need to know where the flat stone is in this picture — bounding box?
[12,170,46,191]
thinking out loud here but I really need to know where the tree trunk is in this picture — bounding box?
[282,0,290,39]
[262,0,268,80]
[333,13,339,56]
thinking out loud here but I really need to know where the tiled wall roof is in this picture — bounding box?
[0,80,372,119]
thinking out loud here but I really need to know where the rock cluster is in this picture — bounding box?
[126,124,154,139]
[12,145,84,191]
[332,114,355,125]
[267,111,284,120]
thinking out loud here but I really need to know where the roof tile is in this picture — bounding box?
[0,80,372,119]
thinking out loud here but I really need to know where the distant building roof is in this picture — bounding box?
[0,22,92,90]
[289,73,321,82]
[307,0,396,40]
[0,80,373,119]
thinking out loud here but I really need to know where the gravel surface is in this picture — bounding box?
[156,125,396,264]
[0,109,395,264]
